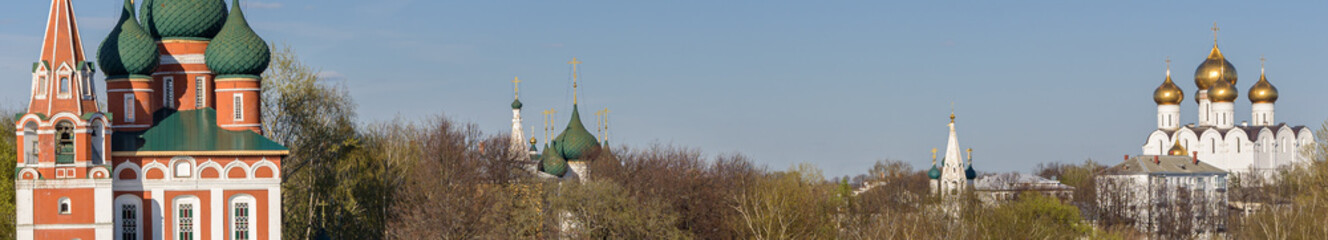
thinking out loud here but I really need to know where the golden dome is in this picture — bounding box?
[1167,139,1189,156]
[1248,72,1278,104]
[1208,78,1238,102]
[1153,74,1184,105]
[1193,45,1238,91]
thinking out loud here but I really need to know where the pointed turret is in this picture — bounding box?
[30,0,99,115]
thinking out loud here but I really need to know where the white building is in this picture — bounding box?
[1097,155,1228,235]
[1142,33,1314,174]
[928,113,977,197]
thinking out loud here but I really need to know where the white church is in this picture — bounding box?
[1141,30,1315,174]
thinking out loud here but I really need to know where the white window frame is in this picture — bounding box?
[59,197,71,215]
[195,76,206,108]
[233,93,244,121]
[175,162,193,178]
[230,195,258,240]
[174,196,200,240]
[115,196,143,240]
[163,76,175,108]
[124,94,136,122]
[34,67,49,99]
[56,64,73,99]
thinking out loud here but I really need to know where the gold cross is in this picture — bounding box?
[1211,22,1220,44]
[1260,56,1267,74]
[512,77,521,99]
[1165,57,1171,77]
[931,148,938,164]
[568,58,583,104]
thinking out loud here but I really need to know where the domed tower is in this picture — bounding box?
[206,0,270,133]
[964,148,977,183]
[509,77,530,162]
[1249,58,1279,126]
[1193,24,1237,127]
[100,0,161,131]
[928,148,941,195]
[1154,59,1184,130]
[142,0,228,113]
[1208,72,1238,129]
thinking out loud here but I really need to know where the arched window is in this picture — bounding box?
[59,197,71,215]
[174,196,200,240]
[60,77,70,94]
[230,195,257,240]
[91,120,104,164]
[23,122,37,164]
[36,74,48,97]
[233,93,244,121]
[115,196,143,240]
[124,94,136,122]
[55,121,75,164]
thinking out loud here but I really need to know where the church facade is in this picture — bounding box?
[1142,27,1315,174]
[15,0,284,239]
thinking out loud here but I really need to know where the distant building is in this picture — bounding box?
[1097,154,1228,235]
[927,112,978,198]
[973,174,1074,204]
[1142,24,1314,174]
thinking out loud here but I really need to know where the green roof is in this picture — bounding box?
[205,0,270,77]
[511,99,523,109]
[553,105,600,161]
[112,109,287,152]
[540,141,568,177]
[928,165,941,179]
[98,0,160,79]
[145,0,228,40]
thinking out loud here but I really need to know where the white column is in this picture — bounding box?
[1212,102,1234,129]
[1157,105,1180,130]
[95,179,114,239]
[1197,91,1211,126]
[152,188,164,240]
[1252,103,1274,126]
[269,186,283,240]
[16,182,33,239]
[212,188,224,240]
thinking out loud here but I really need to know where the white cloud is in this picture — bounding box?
[244,1,284,9]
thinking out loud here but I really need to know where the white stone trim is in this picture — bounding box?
[216,88,262,92]
[224,160,253,179]
[160,54,207,65]
[114,194,144,240]
[108,89,154,93]
[114,162,143,180]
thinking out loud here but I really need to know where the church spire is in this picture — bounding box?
[30,0,99,115]
[568,58,583,105]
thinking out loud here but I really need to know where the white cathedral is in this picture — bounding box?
[1141,32,1315,174]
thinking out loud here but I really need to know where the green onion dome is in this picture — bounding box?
[928,165,941,179]
[145,0,228,40]
[139,0,157,38]
[205,0,269,78]
[511,99,523,109]
[98,0,160,79]
[541,141,569,177]
[554,105,602,161]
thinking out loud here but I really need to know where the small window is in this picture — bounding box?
[234,202,251,240]
[60,77,70,93]
[195,76,206,107]
[175,162,192,178]
[233,93,244,121]
[163,77,175,108]
[121,204,138,240]
[177,203,194,240]
[124,94,136,122]
[37,75,48,96]
[59,197,71,215]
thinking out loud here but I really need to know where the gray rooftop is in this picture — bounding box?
[1100,155,1227,175]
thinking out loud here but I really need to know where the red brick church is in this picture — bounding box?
[15,0,285,239]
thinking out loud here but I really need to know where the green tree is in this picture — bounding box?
[552,180,691,239]
[0,109,17,238]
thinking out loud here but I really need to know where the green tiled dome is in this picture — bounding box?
[511,99,523,109]
[139,0,158,38]
[554,105,601,161]
[205,0,270,78]
[928,165,941,179]
[541,141,569,177]
[146,0,227,40]
[98,0,160,78]
[964,164,976,180]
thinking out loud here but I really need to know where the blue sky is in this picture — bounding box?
[3,1,1327,178]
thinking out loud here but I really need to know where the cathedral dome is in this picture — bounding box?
[554,105,601,161]
[1208,79,1238,102]
[541,142,569,177]
[1248,73,1278,104]
[98,0,159,78]
[205,0,270,78]
[964,165,976,180]
[928,165,941,180]
[143,0,228,40]
[511,99,523,109]
[1167,139,1188,156]
[1193,45,1238,91]
[1153,74,1184,105]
